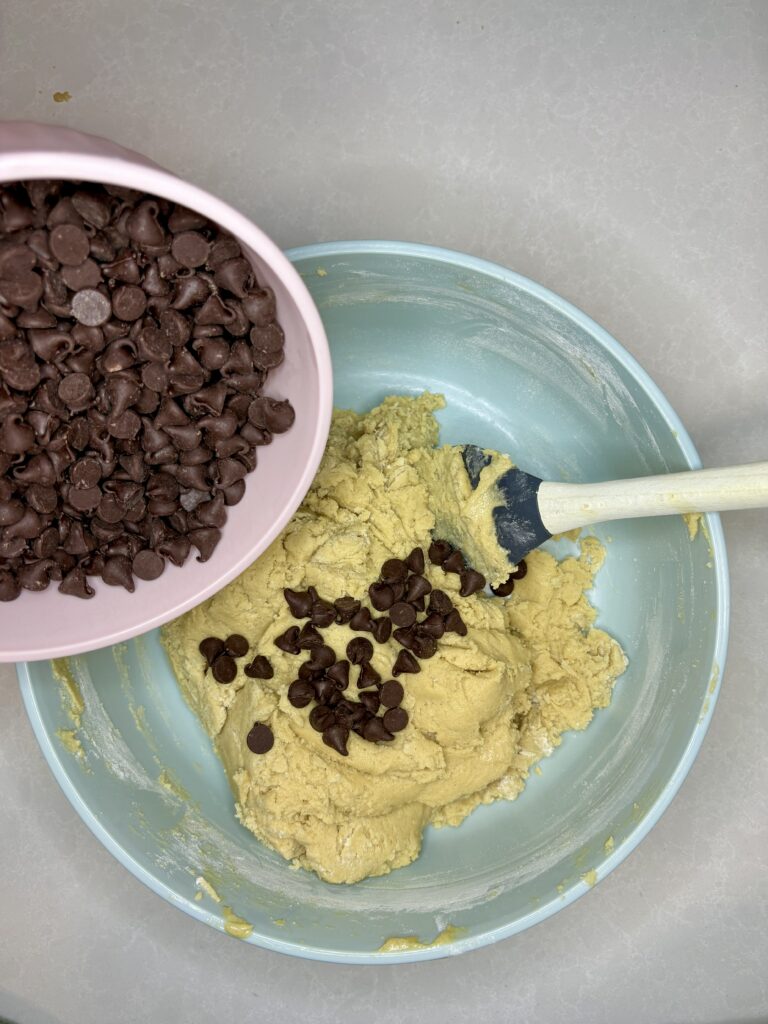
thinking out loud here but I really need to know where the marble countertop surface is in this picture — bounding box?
[1,2,766,1021]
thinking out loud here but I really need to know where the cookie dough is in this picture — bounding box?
[162,394,626,884]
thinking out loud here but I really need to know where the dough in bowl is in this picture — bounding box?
[162,394,626,884]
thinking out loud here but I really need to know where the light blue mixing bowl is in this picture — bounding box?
[18,241,728,963]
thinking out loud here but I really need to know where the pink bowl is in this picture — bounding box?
[0,122,332,662]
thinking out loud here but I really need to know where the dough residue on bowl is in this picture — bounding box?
[162,394,627,884]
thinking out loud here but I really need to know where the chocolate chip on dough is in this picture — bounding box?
[346,636,373,665]
[246,722,274,754]
[382,707,408,733]
[392,650,420,676]
[428,539,453,565]
[459,568,486,597]
[212,655,237,684]
[379,680,404,708]
[245,655,274,679]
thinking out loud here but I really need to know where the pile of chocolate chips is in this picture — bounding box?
[199,542,528,758]
[198,632,276,753]
[276,543,479,756]
[0,179,294,601]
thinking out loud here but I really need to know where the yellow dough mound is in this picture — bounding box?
[162,394,626,884]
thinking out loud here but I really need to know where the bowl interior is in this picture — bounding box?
[0,130,330,661]
[19,243,727,962]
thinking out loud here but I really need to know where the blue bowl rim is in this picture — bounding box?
[18,239,730,964]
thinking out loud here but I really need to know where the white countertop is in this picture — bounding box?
[1,2,766,1021]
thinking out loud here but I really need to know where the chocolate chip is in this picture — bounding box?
[168,205,208,233]
[393,626,417,651]
[193,337,229,372]
[306,644,336,671]
[1,192,34,232]
[428,589,453,616]
[102,554,135,591]
[445,609,468,636]
[334,595,361,624]
[491,577,515,597]
[1,270,43,310]
[380,558,408,584]
[221,479,246,506]
[442,549,466,574]
[71,287,112,326]
[212,655,237,684]
[309,705,335,732]
[71,457,102,488]
[18,559,56,592]
[246,722,274,754]
[61,258,102,290]
[298,622,323,649]
[284,587,313,618]
[111,284,147,321]
[0,536,26,558]
[383,707,408,733]
[379,679,404,708]
[287,680,314,707]
[428,539,453,565]
[199,636,225,664]
[171,231,210,269]
[242,288,276,326]
[298,661,324,682]
[224,633,249,657]
[511,559,527,580]
[417,612,446,639]
[371,616,392,644]
[405,546,425,574]
[357,662,381,688]
[411,635,437,659]
[392,650,420,676]
[361,717,394,743]
[313,678,339,704]
[0,417,29,458]
[34,526,60,558]
[126,200,165,247]
[214,257,253,297]
[404,573,432,603]
[275,626,301,654]
[0,499,24,525]
[49,223,90,265]
[359,690,380,714]
[132,547,166,581]
[459,568,486,597]
[58,566,94,599]
[0,570,21,601]
[71,189,111,229]
[68,485,101,512]
[247,396,294,433]
[6,506,43,540]
[322,723,349,756]
[189,527,221,561]
[204,236,240,269]
[306,599,333,629]
[389,601,416,628]
[245,655,274,679]
[369,581,395,611]
[326,660,350,689]
[347,636,373,664]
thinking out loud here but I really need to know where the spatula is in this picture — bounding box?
[461,445,768,566]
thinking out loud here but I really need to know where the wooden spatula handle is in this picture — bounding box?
[538,462,768,535]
